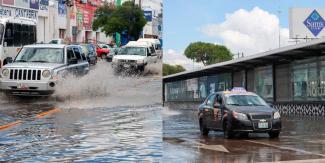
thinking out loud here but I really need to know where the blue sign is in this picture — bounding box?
[58,0,66,15]
[40,0,49,5]
[304,10,325,37]
[143,11,152,22]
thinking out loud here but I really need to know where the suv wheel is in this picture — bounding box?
[268,131,280,138]
[138,66,145,72]
[224,121,234,139]
[199,119,209,136]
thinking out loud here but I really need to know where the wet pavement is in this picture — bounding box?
[163,107,325,163]
[0,61,162,162]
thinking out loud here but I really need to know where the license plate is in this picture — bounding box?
[258,122,268,129]
[17,83,28,90]
[123,64,130,68]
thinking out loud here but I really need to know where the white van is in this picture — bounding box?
[137,38,162,58]
[112,41,158,72]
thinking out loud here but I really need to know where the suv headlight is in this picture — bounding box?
[137,59,144,64]
[42,70,51,78]
[2,69,9,77]
[112,58,118,63]
[233,111,248,121]
[273,111,281,119]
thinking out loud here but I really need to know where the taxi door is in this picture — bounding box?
[202,94,216,129]
[210,93,223,129]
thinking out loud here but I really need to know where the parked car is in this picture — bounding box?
[198,88,281,139]
[112,42,157,72]
[106,47,120,62]
[80,44,97,65]
[0,44,89,96]
[96,44,110,59]
[49,38,66,44]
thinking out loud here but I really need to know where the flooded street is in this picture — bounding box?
[163,106,325,163]
[0,61,162,162]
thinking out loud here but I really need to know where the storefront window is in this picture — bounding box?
[319,56,325,100]
[254,65,273,101]
[292,58,319,101]
[199,77,207,99]
[186,78,199,100]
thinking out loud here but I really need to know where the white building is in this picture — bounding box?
[0,0,111,44]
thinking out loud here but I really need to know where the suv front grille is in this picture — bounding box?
[250,114,272,120]
[9,69,42,80]
[119,60,136,63]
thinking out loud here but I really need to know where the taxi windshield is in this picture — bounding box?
[15,47,64,63]
[225,94,267,106]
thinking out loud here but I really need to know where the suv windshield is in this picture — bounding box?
[118,47,146,56]
[225,94,267,106]
[15,47,64,63]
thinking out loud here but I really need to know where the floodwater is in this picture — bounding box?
[0,61,162,162]
[163,106,325,163]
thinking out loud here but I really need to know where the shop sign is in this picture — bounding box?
[15,8,37,19]
[40,0,49,5]
[58,0,67,15]
[40,4,48,11]
[304,10,325,37]
[30,0,39,10]
[307,81,325,97]
[0,7,12,17]
[77,10,83,29]
[143,10,152,22]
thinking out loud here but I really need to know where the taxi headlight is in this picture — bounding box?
[137,59,144,64]
[2,69,9,77]
[273,111,281,119]
[42,70,51,78]
[233,111,248,121]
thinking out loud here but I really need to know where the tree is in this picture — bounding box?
[184,42,232,66]
[163,64,186,76]
[93,1,147,40]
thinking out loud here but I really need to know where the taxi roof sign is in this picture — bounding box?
[231,87,247,92]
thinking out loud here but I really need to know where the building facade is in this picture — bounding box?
[163,39,325,116]
[0,0,112,44]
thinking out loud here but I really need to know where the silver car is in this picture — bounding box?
[0,44,89,96]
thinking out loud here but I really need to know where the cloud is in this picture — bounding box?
[163,49,204,70]
[200,7,292,56]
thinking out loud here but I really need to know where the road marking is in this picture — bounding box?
[245,140,325,157]
[35,108,61,119]
[196,143,229,153]
[0,120,22,131]
[260,158,325,163]
[187,137,229,153]
[0,107,61,132]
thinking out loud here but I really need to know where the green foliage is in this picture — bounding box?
[92,1,147,40]
[163,64,186,76]
[184,42,232,66]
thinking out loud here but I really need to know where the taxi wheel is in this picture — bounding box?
[223,122,234,139]
[268,131,280,138]
[199,119,209,136]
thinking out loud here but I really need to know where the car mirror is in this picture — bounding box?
[4,57,13,65]
[68,58,78,65]
[213,103,221,108]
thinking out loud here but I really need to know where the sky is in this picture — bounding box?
[163,0,325,70]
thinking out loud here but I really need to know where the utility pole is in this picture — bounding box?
[277,8,281,48]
